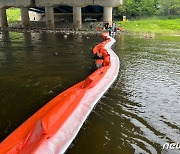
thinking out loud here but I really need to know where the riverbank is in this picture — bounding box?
[119,17,180,36]
[4,8,104,35]
[4,8,100,35]
[6,8,179,36]
[0,23,104,36]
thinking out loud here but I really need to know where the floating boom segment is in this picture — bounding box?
[0,33,120,154]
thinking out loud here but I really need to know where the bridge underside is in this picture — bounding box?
[0,0,122,29]
[29,6,104,24]
[30,6,103,14]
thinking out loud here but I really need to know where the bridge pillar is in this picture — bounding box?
[20,8,30,28]
[0,8,8,28]
[103,7,112,27]
[45,6,55,29]
[73,6,82,30]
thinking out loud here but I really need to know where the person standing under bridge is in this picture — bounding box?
[112,22,117,34]
[104,21,109,30]
[90,21,93,30]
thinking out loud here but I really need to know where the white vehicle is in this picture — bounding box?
[84,17,97,22]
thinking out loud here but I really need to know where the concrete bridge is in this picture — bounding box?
[0,0,122,29]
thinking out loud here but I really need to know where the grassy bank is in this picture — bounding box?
[7,8,20,23]
[119,17,180,35]
[6,9,180,36]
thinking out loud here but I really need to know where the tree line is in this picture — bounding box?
[118,0,180,18]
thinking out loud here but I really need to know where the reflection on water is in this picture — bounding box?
[0,31,101,142]
[0,31,180,154]
[67,35,180,154]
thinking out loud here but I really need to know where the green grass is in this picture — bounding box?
[6,8,20,23]
[118,17,180,35]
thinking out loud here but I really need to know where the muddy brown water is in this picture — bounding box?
[0,31,179,154]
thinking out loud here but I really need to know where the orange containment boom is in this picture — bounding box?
[0,32,120,154]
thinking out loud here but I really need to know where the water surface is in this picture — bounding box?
[67,34,180,154]
[0,31,101,141]
[0,31,180,154]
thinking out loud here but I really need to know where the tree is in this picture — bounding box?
[118,0,156,18]
[157,0,180,15]
[117,0,180,18]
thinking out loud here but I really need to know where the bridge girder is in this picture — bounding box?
[0,0,122,8]
[0,0,35,8]
[35,0,122,7]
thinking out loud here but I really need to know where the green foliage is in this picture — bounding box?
[157,0,180,15]
[118,0,180,18]
[118,0,156,18]
[6,8,20,23]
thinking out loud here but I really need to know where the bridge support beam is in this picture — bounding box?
[73,6,82,30]
[103,7,112,27]
[45,6,54,29]
[20,8,30,28]
[0,8,8,28]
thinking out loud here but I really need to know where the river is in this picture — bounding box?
[0,31,179,154]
